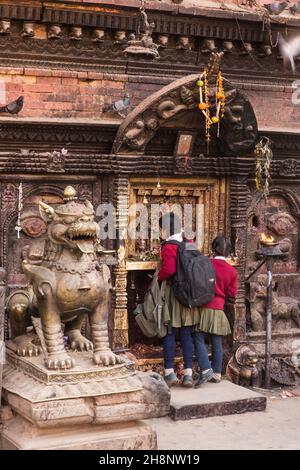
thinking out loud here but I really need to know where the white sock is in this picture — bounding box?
[202,368,211,374]
[183,368,192,376]
[164,368,174,376]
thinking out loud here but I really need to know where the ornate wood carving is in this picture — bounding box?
[0,267,6,404]
[230,177,252,341]
[0,5,296,77]
[111,177,129,350]
[112,73,258,156]
[0,121,117,154]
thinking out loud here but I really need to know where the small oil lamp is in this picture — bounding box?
[258,233,282,257]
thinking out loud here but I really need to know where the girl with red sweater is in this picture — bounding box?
[158,213,201,388]
[193,236,237,387]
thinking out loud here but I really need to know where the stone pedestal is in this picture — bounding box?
[1,347,170,450]
[1,417,156,450]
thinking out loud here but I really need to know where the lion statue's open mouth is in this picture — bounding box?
[67,224,98,253]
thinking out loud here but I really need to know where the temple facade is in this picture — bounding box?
[1,0,300,384]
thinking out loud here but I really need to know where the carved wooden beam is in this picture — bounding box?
[112,69,258,156]
[0,268,6,407]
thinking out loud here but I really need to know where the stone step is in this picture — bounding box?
[169,380,267,421]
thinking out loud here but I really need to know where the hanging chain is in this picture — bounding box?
[15,182,23,239]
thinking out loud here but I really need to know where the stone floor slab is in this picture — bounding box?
[169,380,267,420]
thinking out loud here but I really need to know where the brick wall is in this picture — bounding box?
[0,66,299,131]
[0,67,127,119]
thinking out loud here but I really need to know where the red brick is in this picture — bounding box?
[24,68,52,77]
[77,71,88,79]
[60,70,78,78]
[44,102,73,110]
[0,66,23,75]
[61,78,78,86]
[5,82,23,92]
[87,71,104,80]
[24,84,59,93]
[102,80,124,89]
[36,76,61,86]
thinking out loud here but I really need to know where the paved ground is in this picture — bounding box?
[149,388,300,450]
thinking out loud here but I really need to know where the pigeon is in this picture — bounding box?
[278,34,300,73]
[103,94,130,118]
[290,1,300,14]
[264,1,289,15]
[0,96,24,114]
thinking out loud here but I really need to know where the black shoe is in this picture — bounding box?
[194,368,214,388]
[209,374,221,383]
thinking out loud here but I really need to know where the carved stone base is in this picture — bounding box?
[1,417,157,450]
[1,348,170,449]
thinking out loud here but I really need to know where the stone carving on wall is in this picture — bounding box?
[248,277,300,332]
[227,345,300,387]
[266,212,297,236]
[261,356,300,386]
[246,191,299,276]
[112,54,258,155]
[46,149,66,173]
[20,210,47,238]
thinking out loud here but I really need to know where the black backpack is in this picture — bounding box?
[168,240,216,308]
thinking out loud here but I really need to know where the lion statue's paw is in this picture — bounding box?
[14,335,42,357]
[93,349,124,367]
[46,353,75,370]
[68,331,93,352]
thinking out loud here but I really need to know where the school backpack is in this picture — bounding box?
[133,274,169,339]
[168,240,216,308]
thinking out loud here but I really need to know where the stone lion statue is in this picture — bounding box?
[7,186,123,370]
[226,344,260,387]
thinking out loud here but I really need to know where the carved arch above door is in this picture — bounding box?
[112,72,258,156]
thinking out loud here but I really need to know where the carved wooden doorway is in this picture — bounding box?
[125,176,230,359]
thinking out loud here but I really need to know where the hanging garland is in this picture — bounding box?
[254,136,273,198]
[197,69,226,152]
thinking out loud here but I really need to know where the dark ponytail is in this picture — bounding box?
[212,235,232,257]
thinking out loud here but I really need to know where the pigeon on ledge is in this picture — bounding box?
[103,94,130,118]
[264,1,289,15]
[0,96,24,114]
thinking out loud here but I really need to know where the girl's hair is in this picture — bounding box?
[212,235,232,257]
[159,212,182,237]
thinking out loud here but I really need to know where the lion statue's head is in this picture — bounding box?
[39,186,100,254]
[235,344,259,368]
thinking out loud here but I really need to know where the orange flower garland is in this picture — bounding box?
[197,68,226,150]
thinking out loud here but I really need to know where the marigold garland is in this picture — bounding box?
[197,69,226,151]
